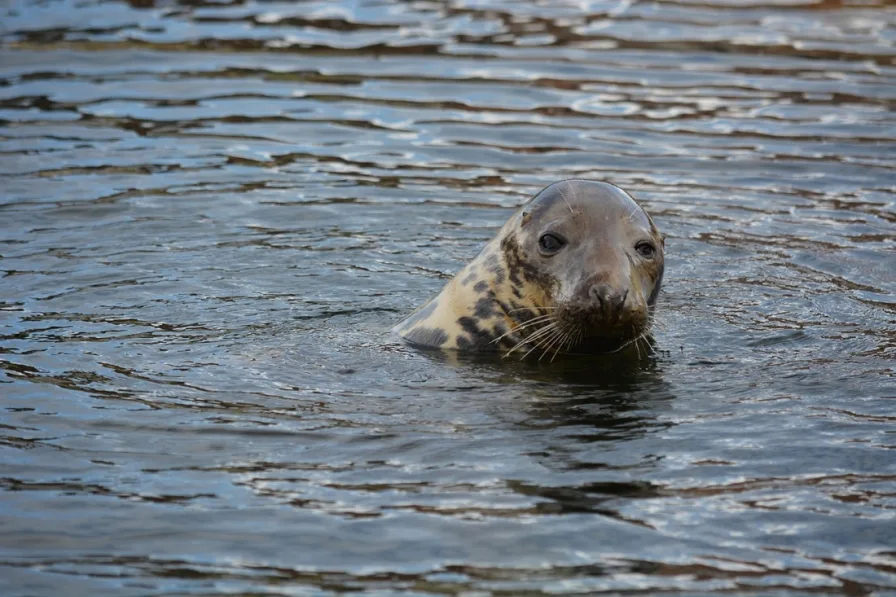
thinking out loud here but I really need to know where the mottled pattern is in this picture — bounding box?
[394,239,537,352]
[403,326,449,347]
[394,179,665,356]
[501,234,556,290]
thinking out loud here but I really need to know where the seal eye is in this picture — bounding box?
[636,241,656,259]
[538,233,566,255]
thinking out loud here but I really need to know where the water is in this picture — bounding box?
[1,0,894,595]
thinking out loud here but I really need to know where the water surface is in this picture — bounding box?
[1,0,895,595]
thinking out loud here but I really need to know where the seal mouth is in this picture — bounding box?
[503,307,651,360]
[550,302,652,355]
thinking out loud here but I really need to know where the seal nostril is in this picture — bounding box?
[589,284,614,308]
[589,284,627,312]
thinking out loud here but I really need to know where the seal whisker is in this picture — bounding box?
[646,313,665,332]
[550,328,574,362]
[504,321,557,358]
[558,324,581,360]
[491,314,555,344]
[570,326,582,350]
[513,327,557,361]
[507,308,562,316]
[560,328,581,356]
[538,327,566,362]
[521,323,563,359]
[553,327,573,359]
[558,182,575,215]
[505,312,555,327]
[525,326,563,361]
[567,178,581,204]
[636,334,653,358]
[520,322,560,347]
[606,329,650,357]
[637,333,653,358]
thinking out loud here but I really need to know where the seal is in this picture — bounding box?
[394,179,665,359]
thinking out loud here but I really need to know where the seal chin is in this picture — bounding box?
[555,303,650,354]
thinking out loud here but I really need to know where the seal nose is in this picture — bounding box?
[589,284,628,316]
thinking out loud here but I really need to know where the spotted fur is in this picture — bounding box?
[394,179,665,357]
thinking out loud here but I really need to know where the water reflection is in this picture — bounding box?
[2,0,895,594]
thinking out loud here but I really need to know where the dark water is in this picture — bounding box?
[1,0,895,595]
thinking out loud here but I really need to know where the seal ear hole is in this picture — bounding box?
[538,233,567,256]
[635,241,657,259]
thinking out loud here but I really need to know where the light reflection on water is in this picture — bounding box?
[1,0,894,595]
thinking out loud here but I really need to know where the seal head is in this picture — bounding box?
[395,179,665,358]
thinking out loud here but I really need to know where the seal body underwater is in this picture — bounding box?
[394,179,665,358]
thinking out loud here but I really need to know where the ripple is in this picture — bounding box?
[1,0,894,595]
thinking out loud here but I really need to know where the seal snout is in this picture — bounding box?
[557,272,647,347]
[588,284,629,318]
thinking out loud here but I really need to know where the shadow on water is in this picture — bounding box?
[2,0,895,593]
[409,336,675,436]
[411,344,674,522]
[417,339,674,402]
